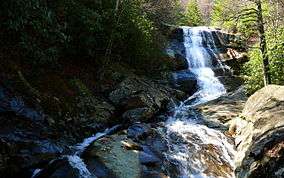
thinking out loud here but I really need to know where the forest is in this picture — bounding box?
[0,0,283,178]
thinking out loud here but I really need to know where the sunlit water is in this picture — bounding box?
[165,27,235,178]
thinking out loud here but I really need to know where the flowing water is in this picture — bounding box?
[32,125,121,178]
[165,27,235,178]
[31,26,235,178]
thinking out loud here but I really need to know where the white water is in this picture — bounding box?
[65,130,107,178]
[165,27,235,178]
[183,26,226,104]
[31,129,111,178]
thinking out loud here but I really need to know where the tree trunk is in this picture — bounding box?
[104,0,121,62]
[256,0,271,85]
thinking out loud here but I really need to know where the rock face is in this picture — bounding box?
[234,85,284,178]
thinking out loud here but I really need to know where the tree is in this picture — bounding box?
[255,0,271,85]
[182,0,204,26]
[210,0,284,94]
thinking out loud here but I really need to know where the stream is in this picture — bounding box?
[32,26,236,178]
[164,27,235,178]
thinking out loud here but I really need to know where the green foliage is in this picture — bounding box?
[242,47,264,94]
[211,0,271,38]
[180,0,204,26]
[1,0,66,65]
[211,0,284,95]
[242,27,284,95]
[113,0,157,62]
[211,0,236,30]
[1,0,183,69]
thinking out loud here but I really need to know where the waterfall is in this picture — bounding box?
[182,26,226,104]
[165,27,235,178]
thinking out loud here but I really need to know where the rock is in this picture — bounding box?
[142,171,168,178]
[127,123,151,141]
[169,28,184,42]
[139,149,160,166]
[72,79,115,125]
[173,54,189,71]
[163,54,189,71]
[83,129,167,178]
[218,75,243,92]
[234,85,284,178]
[172,70,198,95]
[122,139,143,151]
[213,67,232,77]
[109,77,169,108]
[0,111,69,178]
[32,156,98,178]
[122,108,155,123]
[197,87,247,130]
[109,77,178,122]
[84,134,141,178]
[223,50,248,75]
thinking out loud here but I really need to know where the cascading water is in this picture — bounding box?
[183,26,226,104]
[32,125,121,178]
[165,27,235,178]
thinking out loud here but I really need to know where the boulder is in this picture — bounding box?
[234,85,284,178]
[164,54,188,71]
[0,88,68,178]
[84,134,141,178]
[109,77,181,122]
[72,79,115,125]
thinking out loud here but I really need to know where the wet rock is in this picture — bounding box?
[142,169,167,178]
[32,156,97,178]
[127,123,151,141]
[84,134,141,178]
[172,70,198,95]
[139,149,160,166]
[172,54,189,71]
[0,86,75,178]
[162,54,189,72]
[122,139,142,151]
[235,85,284,178]
[213,67,232,77]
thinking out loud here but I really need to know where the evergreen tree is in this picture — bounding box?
[183,0,204,26]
